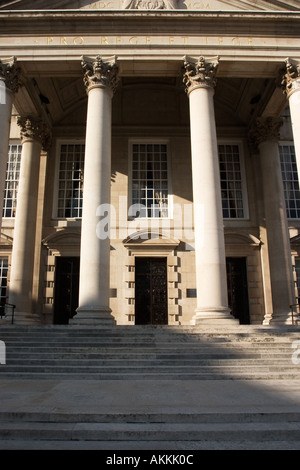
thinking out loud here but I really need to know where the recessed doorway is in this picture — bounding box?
[53,257,80,325]
[226,257,250,324]
[135,257,168,325]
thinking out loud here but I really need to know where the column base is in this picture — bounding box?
[72,306,116,326]
[268,311,299,326]
[191,307,239,326]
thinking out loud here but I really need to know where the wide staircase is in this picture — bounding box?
[0,324,300,449]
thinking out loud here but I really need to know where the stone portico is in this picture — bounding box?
[0,0,300,326]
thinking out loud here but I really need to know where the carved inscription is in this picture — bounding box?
[16,35,269,47]
[0,34,295,52]
[82,1,115,7]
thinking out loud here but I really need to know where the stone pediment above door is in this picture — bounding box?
[0,0,299,10]
[0,232,13,249]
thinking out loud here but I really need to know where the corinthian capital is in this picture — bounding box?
[183,56,219,95]
[249,116,282,151]
[0,56,22,94]
[18,116,52,151]
[81,55,119,95]
[281,58,300,98]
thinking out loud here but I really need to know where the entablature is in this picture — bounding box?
[0,10,300,37]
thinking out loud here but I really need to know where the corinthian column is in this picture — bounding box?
[281,58,300,169]
[183,56,235,325]
[0,57,21,231]
[75,56,119,325]
[251,117,295,324]
[9,116,51,324]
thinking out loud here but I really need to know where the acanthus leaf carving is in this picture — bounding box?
[17,116,52,151]
[281,58,300,98]
[0,56,22,94]
[249,116,283,152]
[183,56,219,95]
[81,55,119,95]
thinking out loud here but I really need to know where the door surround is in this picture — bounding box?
[123,230,180,325]
[42,227,81,324]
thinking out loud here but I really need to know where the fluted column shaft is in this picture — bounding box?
[75,56,119,325]
[183,56,234,324]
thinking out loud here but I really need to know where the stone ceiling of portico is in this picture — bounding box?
[14,72,284,132]
[36,76,87,123]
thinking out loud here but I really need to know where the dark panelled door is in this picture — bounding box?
[135,257,168,325]
[226,257,250,324]
[53,257,80,325]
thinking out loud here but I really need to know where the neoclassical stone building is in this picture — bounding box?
[0,0,300,326]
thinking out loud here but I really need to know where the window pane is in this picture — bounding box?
[280,144,300,219]
[218,144,245,219]
[131,143,169,218]
[57,143,85,218]
[2,144,22,218]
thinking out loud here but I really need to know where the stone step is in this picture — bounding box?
[0,325,300,449]
[2,411,300,424]
[1,372,298,381]
[0,324,299,335]
[2,349,296,359]
[1,439,300,450]
[0,335,295,343]
[0,420,300,443]
[2,352,295,362]
[1,362,297,371]
[2,354,295,363]
[3,344,294,351]
[2,345,297,354]
[1,328,298,336]
[1,336,297,344]
[2,410,300,423]
[3,346,294,355]
[2,336,296,344]
[1,325,299,381]
[3,356,292,364]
